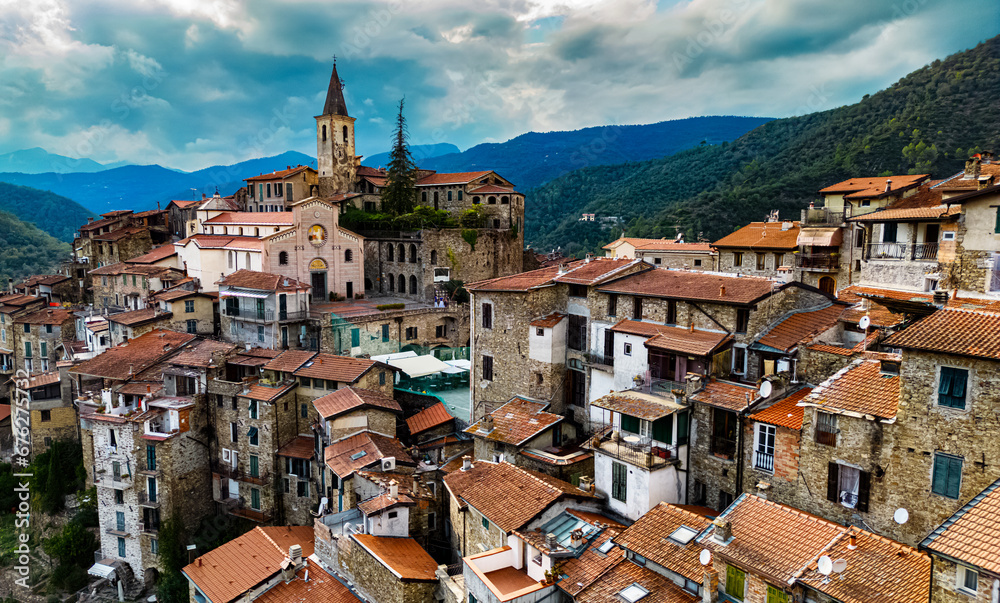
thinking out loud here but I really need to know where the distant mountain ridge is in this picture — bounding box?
[0,147,108,174]
[525,36,1000,255]
[362,143,461,168]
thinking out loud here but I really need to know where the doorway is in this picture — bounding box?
[818,276,836,295]
[346,281,353,299]
[311,271,327,302]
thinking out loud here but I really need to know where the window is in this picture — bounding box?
[301,403,308,418]
[186,319,197,333]
[184,300,195,313]
[754,423,775,472]
[826,462,871,511]
[249,400,259,420]
[386,244,394,261]
[387,510,397,519]
[677,410,690,445]
[428,512,436,530]
[45,324,53,334]
[257,326,265,342]
[568,314,587,351]
[568,283,587,297]
[115,489,123,504]
[815,412,837,446]
[653,257,661,265]
[725,565,745,601]
[608,294,617,317]
[146,445,156,471]
[481,516,489,530]
[736,308,750,333]
[248,427,259,447]
[230,422,238,443]
[279,251,288,265]
[611,461,627,502]
[40,410,51,422]
[284,478,290,493]
[409,244,417,263]
[883,222,898,242]
[345,249,353,263]
[733,252,744,267]
[938,366,968,409]
[405,326,418,340]
[297,479,309,497]
[436,324,446,338]
[619,583,648,602]
[381,324,389,342]
[249,454,259,477]
[932,453,963,499]
[116,511,125,532]
[694,259,702,267]
[711,408,737,458]
[482,355,494,381]
[482,303,493,329]
[958,565,979,595]
[624,342,632,356]
[632,297,642,320]
[351,328,360,347]
[379,371,386,386]
[621,414,640,434]
[251,487,261,510]
[766,585,789,603]
[668,526,698,545]
[756,253,766,270]
[118,537,126,558]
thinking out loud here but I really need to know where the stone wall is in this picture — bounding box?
[162,296,215,337]
[929,555,992,603]
[319,305,469,357]
[799,347,855,385]
[688,402,741,512]
[29,405,78,457]
[337,535,438,603]
[740,421,799,504]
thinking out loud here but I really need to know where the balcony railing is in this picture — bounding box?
[801,208,846,226]
[753,450,774,473]
[138,491,159,507]
[224,307,316,323]
[229,500,271,523]
[139,520,160,533]
[216,464,270,486]
[583,426,677,470]
[796,253,839,271]
[584,352,614,368]
[865,242,938,261]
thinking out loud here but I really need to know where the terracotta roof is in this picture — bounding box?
[642,324,732,356]
[703,494,845,585]
[530,312,566,328]
[15,371,61,389]
[357,493,415,516]
[357,166,386,178]
[819,174,928,199]
[591,391,683,422]
[598,269,777,305]
[0,404,9,423]
[922,476,1000,574]
[240,381,296,402]
[416,171,492,186]
[884,308,1000,360]
[312,386,402,419]
[803,359,899,419]
[181,526,315,603]
[70,329,195,380]
[443,461,594,532]
[800,527,930,603]
[350,535,438,582]
[441,459,492,507]
[557,528,625,597]
[91,226,148,242]
[15,308,74,325]
[166,339,234,368]
[575,558,698,603]
[324,432,414,479]
[254,557,360,603]
[88,262,180,277]
[107,308,170,327]
[218,270,309,292]
[754,304,846,353]
[203,212,295,225]
[276,435,315,459]
[747,387,811,430]
[613,503,713,582]
[713,221,801,250]
[17,274,70,287]
[466,259,643,292]
[551,258,641,285]
[933,163,1000,191]
[635,241,715,252]
[467,184,518,194]
[848,189,959,222]
[168,199,200,209]
[177,234,266,251]
[837,286,917,328]
[244,165,315,181]
[806,343,858,357]
[355,471,419,498]
[689,379,758,411]
[79,215,125,231]
[116,381,162,396]
[465,397,563,446]
[152,288,209,302]
[263,350,316,373]
[293,353,380,383]
[405,402,453,435]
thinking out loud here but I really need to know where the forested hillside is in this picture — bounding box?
[526,36,1000,255]
[0,210,71,285]
[0,182,93,242]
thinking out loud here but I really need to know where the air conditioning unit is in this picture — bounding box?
[382,457,396,471]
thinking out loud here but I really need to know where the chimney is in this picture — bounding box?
[848,533,858,550]
[87,217,94,223]
[702,566,720,603]
[756,481,770,500]
[280,558,295,583]
[712,518,732,543]
[569,528,584,548]
[579,476,593,492]
[461,455,472,471]
[781,220,793,231]
[202,193,207,199]
[884,179,892,193]
[933,289,949,307]
[483,415,495,432]
[289,544,303,565]
[545,533,558,550]
[388,479,398,498]
[719,285,725,297]
[965,156,982,178]
[196,558,202,567]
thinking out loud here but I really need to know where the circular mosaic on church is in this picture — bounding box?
[308,224,327,246]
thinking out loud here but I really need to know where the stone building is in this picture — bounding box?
[324,532,439,603]
[244,165,318,212]
[603,236,718,270]
[151,289,217,337]
[713,219,801,281]
[921,476,1000,603]
[322,431,415,516]
[218,270,313,350]
[927,183,1000,294]
[313,386,402,443]
[22,370,77,457]
[316,300,469,358]
[14,274,77,305]
[106,308,173,346]
[0,293,46,393]
[13,307,76,375]
[740,386,811,506]
[700,494,930,603]
[74,209,168,271]
[89,262,186,311]
[167,192,242,239]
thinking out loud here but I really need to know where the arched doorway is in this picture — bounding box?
[144,567,159,588]
[818,276,836,295]
[309,258,328,302]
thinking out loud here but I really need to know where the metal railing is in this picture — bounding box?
[216,464,270,485]
[139,520,160,533]
[865,242,939,261]
[583,426,677,469]
[801,208,846,226]
[584,352,614,368]
[229,500,271,523]
[753,450,774,473]
[138,491,159,506]
[796,253,839,270]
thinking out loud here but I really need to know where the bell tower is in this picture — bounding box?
[315,61,357,197]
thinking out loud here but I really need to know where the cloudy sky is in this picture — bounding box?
[0,0,996,171]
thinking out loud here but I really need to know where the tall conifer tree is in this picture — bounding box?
[381,98,417,215]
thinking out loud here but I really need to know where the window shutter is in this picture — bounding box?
[652,417,672,443]
[827,462,840,503]
[678,411,690,445]
[621,415,640,434]
[932,454,949,495]
[995,209,1000,234]
[939,369,953,395]
[952,371,966,398]
[857,471,871,512]
[947,457,963,498]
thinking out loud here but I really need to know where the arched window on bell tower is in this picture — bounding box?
[343,126,349,144]
[322,125,327,142]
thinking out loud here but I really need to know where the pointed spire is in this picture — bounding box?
[322,61,349,117]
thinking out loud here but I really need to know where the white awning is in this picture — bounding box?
[88,562,117,580]
[389,355,452,378]
[445,359,471,370]
[440,365,466,374]
[219,290,270,299]
[372,350,419,363]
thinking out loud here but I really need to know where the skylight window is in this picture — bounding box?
[619,583,649,602]
[349,451,367,460]
[505,413,515,418]
[668,526,699,545]
[597,540,615,554]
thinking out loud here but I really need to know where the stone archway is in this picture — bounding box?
[143,567,159,588]
[818,276,836,295]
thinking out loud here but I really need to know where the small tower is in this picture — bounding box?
[315,61,358,197]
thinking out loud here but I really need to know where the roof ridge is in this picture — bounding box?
[256,526,286,557]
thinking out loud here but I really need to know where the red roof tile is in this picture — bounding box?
[324,432,414,479]
[254,557,360,603]
[218,270,309,292]
[713,221,801,250]
[465,397,563,446]
[819,174,928,199]
[244,165,315,181]
[802,359,899,419]
[107,308,170,327]
[351,535,438,582]
[241,381,297,402]
[416,171,492,186]
[551,258,641,285]
[599,269,777,305]
[611,320,732,356]
[557,528,625,596]
[923,477,1000,575]
[575,558,697,603]
[276,436,315,459]
[591,391,683,421]
[747,387,812,430]
[405,402,454,435]
[312,386,401,419]
[530,312,566,328]
[613,503,713,582]
[357,493,415,516]
[689,379,759,411]
[70,329,196,380]
[755,304,846,353]
[263,350,316,373]
[884,307,1000,360]
[293,353,381,383]
[15,308,75,325]
[203,212,295,225]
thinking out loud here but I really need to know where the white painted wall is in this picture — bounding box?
[367,506,409,537]
[528,325,552,363]
[612,332,650,391]
[594,450,685,521]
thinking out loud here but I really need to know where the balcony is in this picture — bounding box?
[137,491,159,508]
[583,351,614,370]
[583,426,677,470]
[753,450,774,473]
[865,242,938,261]
[796,253,839,271]
[224,307,316,324]
[801,207,846,226]
[139,520,160,534]
[229,500,271,523]
[216,464,270,486]
[95,473,133,489]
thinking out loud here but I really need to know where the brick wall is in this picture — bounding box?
[741,422,799,502]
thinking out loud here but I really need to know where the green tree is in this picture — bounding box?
[157,512,190,603]
[381,98,417,215]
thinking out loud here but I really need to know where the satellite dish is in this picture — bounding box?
[699,549,712,566]
[894,508,909,525]
[832,559,848,574]
[759,381,772,398]
[818,556,833,576]
[859,315,871,330]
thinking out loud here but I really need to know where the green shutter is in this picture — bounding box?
[726,565,745,600]
[250,455,259,477]
[40,341,46,357]
[251,488,260,510]
[932,454,948,495]
[652,416,672,443]
[23,341,31,358]
[351,328,360,347]
[612,462,628,502]
[621,415,640,434]
[767,586,788,603]
[995,209,1000,234]
[947,457,963,498]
